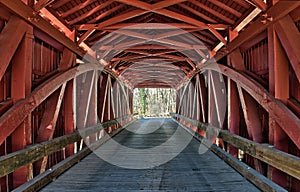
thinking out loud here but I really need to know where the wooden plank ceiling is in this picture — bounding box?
[42,0,264,88]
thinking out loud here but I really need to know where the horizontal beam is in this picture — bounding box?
[0,115,134,178]
[135,85,173,88]
[0,64,103,146]
[214,1,300,61]
[202,63,300,149]
[77,23,206,30]
[0,0,95,61]
[175,116,286,192]
[171,113,300,182]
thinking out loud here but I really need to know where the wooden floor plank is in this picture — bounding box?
[41,118,261,192]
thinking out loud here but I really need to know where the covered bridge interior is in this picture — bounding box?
[0,0,300,191]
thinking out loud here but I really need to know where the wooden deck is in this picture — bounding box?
[41,118,261,192]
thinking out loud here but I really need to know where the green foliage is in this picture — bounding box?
[138,88,147,115]
[134,88,176,117]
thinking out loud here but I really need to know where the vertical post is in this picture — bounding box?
[238,86,265,175]
[198,74,207,124]
[64,80,75,157]
[11,25,33,188]
[227,28,245,158]
[268,25,275,146]
[208,70,218,127]
[99,73,109,123]
[268,25,289,187]
[88,71,98,142]
[129,88,133,114]
[227,79,240,158]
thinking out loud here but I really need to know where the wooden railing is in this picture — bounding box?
[170,113,300,192]
[0,114,134,192]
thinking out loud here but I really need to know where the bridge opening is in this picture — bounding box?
[133,88,176,117]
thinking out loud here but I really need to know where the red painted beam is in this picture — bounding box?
[227,79,240,158]
[34,84,66,175]
[63,81,75,157]
[202,63,300,149]
[274,15,300,82]
[0,16,27,81]
[11,24,33,188]
[0,64,102,146]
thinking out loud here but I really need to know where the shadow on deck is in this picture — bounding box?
[41,118,260,192]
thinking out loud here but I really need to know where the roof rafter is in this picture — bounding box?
[68,1,113,25]
[51,0,70,9]
[178,3,217,23]
[33,0,54,11]
[207,0,242,18]
[77,23,214,30]
[78,9,150,42]
[152,0,188,10]
[100,29,208,61]
[87,4,125,24]
[111,0,227,47]
[245,0,268,11]
[189,0,235,24]
[60,0,96,18]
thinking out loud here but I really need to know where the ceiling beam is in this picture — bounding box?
[231,0,251,8]
[154,9,208,29]
[122,45,190,50]
[98,34,207,51]
[101,29,207,61]
[87,4,125,24]
[39,8,95,57]
[124,68,184,74]
[191,31,215,45]
[0,0,88,59]
[112,0,226,46]
[77,9,150,46]
[77,23,205,30]
[122,70,183,75]
[39,8,73,37]
[33,0,54,12]
[115,0,188,11]
[154,29,197,39]
[153,9,227,44]
[208,27,227,44]
[178,3,217,23]
[114,0,151,10]
[245,0,268,11]
[190,0,235,24]
[78,28,95,44]
[68,1,113,25]
[152,0,188,10]
[274,15,300,81]
[85,9,149,30]
[50,0,69,9]
[207,0,242,18]
[0,6,11,20]
[113,55,187,62]
[60,0,96,18]
[214,1,300,61]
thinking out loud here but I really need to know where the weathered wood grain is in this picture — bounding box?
[0,114,134,178]
[171,113,300,184]
[40,118,261,192]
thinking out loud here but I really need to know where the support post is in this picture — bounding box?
[34,84,66,175]
[268,24,289,188]
[64,80,75,157]
[11,25,33,188]
[227,79,240,158]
